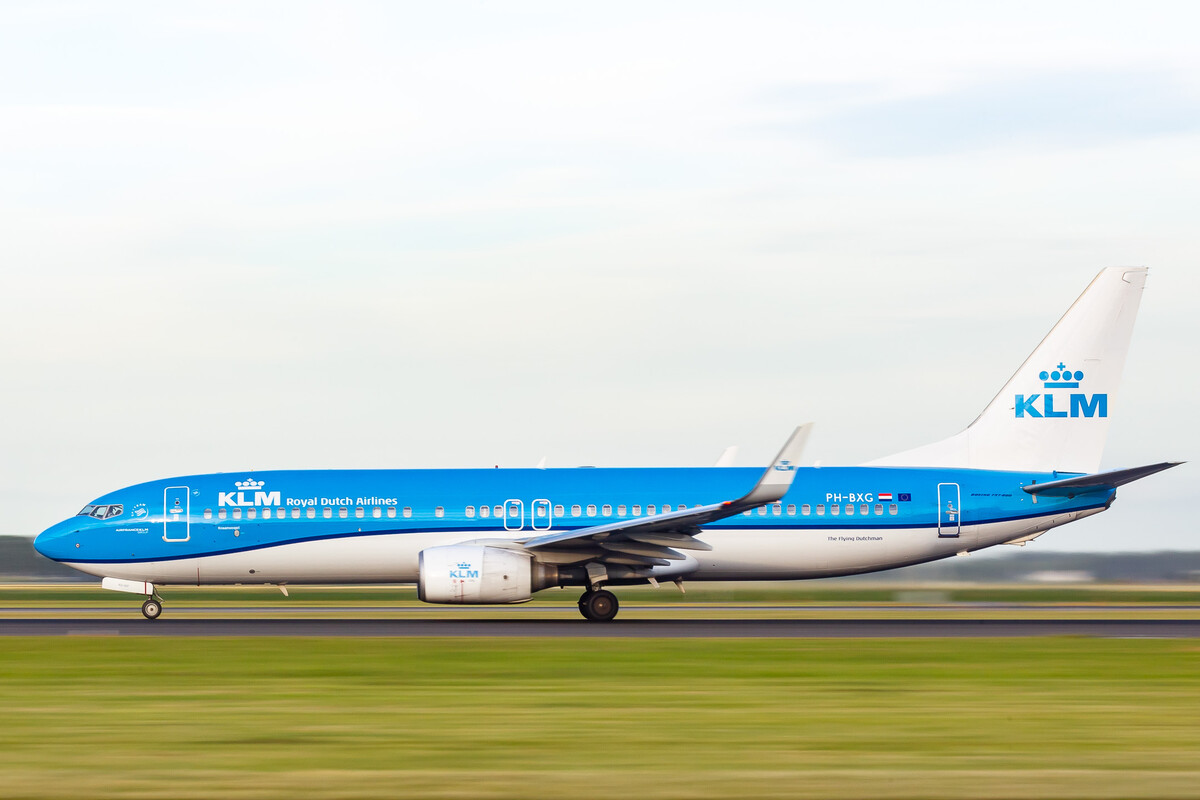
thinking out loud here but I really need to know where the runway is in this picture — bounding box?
[2,617,1198,637]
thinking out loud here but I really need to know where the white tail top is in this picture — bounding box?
[868,267,1147,474]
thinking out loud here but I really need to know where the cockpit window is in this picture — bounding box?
[76,504,122,519]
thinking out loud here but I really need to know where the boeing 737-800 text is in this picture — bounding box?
[34,268,1179,620]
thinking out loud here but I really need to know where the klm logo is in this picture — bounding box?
[217,479,282,507]
[1015,363,1107,419]
[774,460,796,472]
[449,561,479,580]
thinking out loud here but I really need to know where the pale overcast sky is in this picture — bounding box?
[2,2,1196,551]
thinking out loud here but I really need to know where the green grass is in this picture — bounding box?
[0,637,1197,798]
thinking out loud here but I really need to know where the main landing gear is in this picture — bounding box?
[578,589,619,621]
[141,597,163,620]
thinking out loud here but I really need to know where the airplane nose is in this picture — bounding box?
[34,519,81,562]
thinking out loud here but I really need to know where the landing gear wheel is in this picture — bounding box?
[141,598,162,620]
[578,589,618,622]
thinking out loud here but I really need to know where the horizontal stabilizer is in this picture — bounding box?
[1023,462,1183,497]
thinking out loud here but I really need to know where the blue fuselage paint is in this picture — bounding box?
[34,465,1111,578]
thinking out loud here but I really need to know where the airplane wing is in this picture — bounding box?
[518,426,809,571]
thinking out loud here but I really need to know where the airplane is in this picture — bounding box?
[33,267,1180,621]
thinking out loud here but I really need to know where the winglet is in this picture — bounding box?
[738,425,811,506]
[713,446,738,467]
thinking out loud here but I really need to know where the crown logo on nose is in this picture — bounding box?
[1040,362,1083,389]
[235,479,264,490]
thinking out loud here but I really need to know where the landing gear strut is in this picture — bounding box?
[141,597,163,620]
[578,589,619,621]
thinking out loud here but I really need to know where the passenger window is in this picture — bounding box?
[874,504,883,515]
[787,504,796,515]
[218,509,227,520]
[247,508,257,519]
[816,504,825,516]
[617,504,626,516]
[845,504,854,516]
[744,510,752,516]
[678,504,686,511]
[292,508,301,519]
[203,508,212,520]
[601,504,612,516]
[322,508,331,519]
[757,506,766,516]
[355,507,364,518]
[632,505,641,516]
[403,507,413,518]
[571,505,581,517]
[386,507,396,518]
[493,505,503,518]
[772,503,782,516]
[480,505,490,518]
[338,507,348,519]
[466,506,476,518]
[372,508,381,518]
[801,504,810,516]
[435,507,444,518]
[554,504,564,516]
[889,504,898,515]
[586,504,597,517]
[306,508,315,519]
[508,505,518,518]
[535,504,546,518]
[830,505,840,516]
[233,508,243,520]
[647,505,656,515]
[860,503,869,515]
[265,508,275,519]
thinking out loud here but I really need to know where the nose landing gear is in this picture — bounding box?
[578,589,619,621]
[141,597,163,620]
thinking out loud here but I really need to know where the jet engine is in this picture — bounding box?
[417,544,559,604]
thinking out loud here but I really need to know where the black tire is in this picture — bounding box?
[577,591,594,620]
[583,589,618,622]
[141,598,162,620]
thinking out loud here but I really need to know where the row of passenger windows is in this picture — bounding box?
[204,506,413,520]
[749,502,899,517]
[199,501,900,521]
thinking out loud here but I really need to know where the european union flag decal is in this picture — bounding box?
[898,493,912,502]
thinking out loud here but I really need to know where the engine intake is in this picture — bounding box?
[418,545,558,604]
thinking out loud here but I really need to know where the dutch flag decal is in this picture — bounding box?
[878,493,893,501]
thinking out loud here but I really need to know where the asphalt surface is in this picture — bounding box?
[1,617,1198,637]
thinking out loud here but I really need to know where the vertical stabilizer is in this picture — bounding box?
[867,267,1147,473]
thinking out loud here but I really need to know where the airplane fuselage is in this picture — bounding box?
[34,465,1110,587]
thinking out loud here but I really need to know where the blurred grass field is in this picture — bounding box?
[0,636,1198,799]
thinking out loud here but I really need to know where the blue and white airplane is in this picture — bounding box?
[34,268,1179,620]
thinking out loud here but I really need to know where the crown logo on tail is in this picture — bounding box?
[1040,362,1084,389]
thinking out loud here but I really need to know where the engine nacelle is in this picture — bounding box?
[418,545,558,604]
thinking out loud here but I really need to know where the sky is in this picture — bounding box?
[1,1,1197,551]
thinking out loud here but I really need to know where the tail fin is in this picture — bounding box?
[868,267,1147,473]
